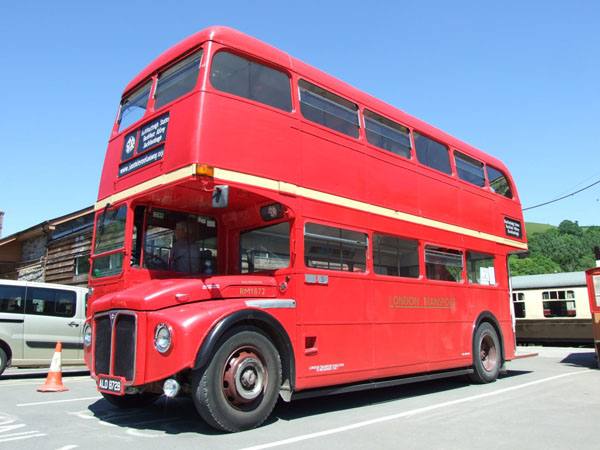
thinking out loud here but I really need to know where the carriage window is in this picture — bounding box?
[487,165,513,198]
[364,110,411,158]
[513,292,526,318]
[305,223,367,272]
[299,79,359,138]
[155,50,203,109]
[542,290,576,317]
[466,252,495,285]
[425,246,463,282]
[455,151,485,187]
[373,234,419,277]
[211,51,292,112]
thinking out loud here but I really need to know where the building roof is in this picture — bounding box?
[511,272,587,290]
[0,206,94,247]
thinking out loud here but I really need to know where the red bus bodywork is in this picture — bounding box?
[85,27,527,431]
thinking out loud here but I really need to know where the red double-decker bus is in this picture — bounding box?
[84,26,528,432]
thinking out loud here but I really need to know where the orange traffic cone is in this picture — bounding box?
[37,341,69,392]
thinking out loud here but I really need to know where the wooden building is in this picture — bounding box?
[0,207,94,287]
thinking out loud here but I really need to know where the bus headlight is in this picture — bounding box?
[154,323,172,353]
[83,323,92,348]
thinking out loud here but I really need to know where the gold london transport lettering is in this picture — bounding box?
[388,295,456,309]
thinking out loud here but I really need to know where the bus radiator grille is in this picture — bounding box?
[93,311,137,382]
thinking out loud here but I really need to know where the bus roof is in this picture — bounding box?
[123,26,510,175]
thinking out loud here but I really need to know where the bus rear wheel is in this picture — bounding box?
[192,328,281,432]
[469,322,501,384]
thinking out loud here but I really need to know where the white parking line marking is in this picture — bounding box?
[240,370,592,450]
[17,397,101,407]
[0,417,46,443]
[0,432,47,443]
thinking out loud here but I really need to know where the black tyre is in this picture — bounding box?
[101,391,160,408]
[0,348,7,377]
[469,322,501,384]
[192,328,281,432]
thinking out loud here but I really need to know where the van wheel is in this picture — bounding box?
[469,322,501,384]
[0,348,7,376]
[192,329,281,432]
[101,391,159,408]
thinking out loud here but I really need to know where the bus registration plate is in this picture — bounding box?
[98,375,125,395]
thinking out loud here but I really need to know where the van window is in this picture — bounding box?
[26,288,76,318]
[0,285,25,314]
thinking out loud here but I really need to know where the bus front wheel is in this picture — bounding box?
[192,328,281,432]
[469,322,501,384]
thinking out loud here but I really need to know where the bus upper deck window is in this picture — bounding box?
[154,50,203,110]
[487,165,513,198]
[414,132,452,175]
[118,81,152,132]
[455,151,485,187]
[364,109,412,158]
[299,79,360,138]
[210,51,292,112]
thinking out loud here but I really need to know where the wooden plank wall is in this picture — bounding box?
[45,230,92,286]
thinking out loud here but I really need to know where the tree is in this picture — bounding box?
[514,221,600,275]
[509,254,561,276]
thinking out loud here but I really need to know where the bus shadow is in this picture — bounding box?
[273,370,530,423]
[88,396,220,435]
[560,351,597,369]
[87,370,533,434]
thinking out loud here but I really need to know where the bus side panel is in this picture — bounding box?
[295,273,374,389]
[299,123,367,206]
[371,277,429,375]
[199,92,300,187]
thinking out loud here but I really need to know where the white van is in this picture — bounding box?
[0,280,88,376]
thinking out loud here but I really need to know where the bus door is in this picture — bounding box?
[298,222,373,384]
[23,286,83,364]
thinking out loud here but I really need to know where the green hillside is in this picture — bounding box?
[510,220,600,275]
[524,222,556,235]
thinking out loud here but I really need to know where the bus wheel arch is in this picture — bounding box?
[470,313,503,384]
[192,324,282,431]
[193,310,295,400]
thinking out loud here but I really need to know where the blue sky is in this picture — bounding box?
[1,0,598,237]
